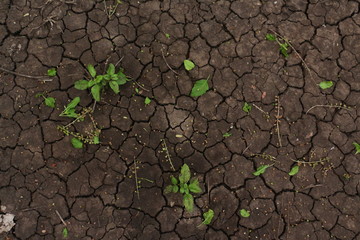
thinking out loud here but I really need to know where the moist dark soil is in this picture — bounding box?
[1,0,360,239]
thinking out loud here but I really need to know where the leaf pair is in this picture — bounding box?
[60,97,80,118]
[266,33,289,57]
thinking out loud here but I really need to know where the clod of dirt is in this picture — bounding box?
[0,209,15,234]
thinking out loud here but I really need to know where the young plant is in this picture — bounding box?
[35,93,56,108]
[319,81,333,90]
[47,68,57,77]
[288,165,299,176]
[252,164,273,176]
[240,209,250,218]
[165,164,202,212]
[198,209,214,227]
[144,97,151,105]
[353,142,360,154]
[74,64,130,102]
[243,102,252,113]
[266,33,290,57]
[59,97,81,118]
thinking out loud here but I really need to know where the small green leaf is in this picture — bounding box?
[223,132,232,138]
[179,164,191,184]
[35,93,43,98]
[180,186,185,194]
[243,102,252,113]
[135,88,139,94]
[165,33,170,39]
[74,80,90,90]
[91,84,101,101]
[353,142,360,154]
[62,227,68,238]
[253,165,271,176]
[288,165,299,176]
[280,47,289,57]
[144,97,151,105]
[67,97,80,109]
[71,138,83,149]
[44,97,56,108]
[164,185,173,194]
[240,209,250,218]
[170,176,178,185]
[189,178,202,193]
[190,79,209,97]
[266,34,276,41]
[47,68,57,77]
[319,81,333,90]
[184,60,195,71]
[184,183,190,195]
[172,185,179,193]
[201,209,214,225]
[107,64,115,75]
[116,71,129,85]
[183,193,194,212]
[87,64,96,78]
[109,81,120,94]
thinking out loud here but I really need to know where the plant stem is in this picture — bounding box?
[0,66,52,81]
[306,104,352,114]
[161,139,176,171]
[133,158,140,200]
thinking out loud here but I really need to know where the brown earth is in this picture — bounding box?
[0,0,360,239]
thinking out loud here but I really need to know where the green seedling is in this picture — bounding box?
[59,97,81,118]
[184,59,195,71]
[74,64,130,101]
[144,97,151,105]
[35,93,56,108]
[165,33,171,39]
[240,209,250,218]
[223,132,232,138]
[319,81,333,90]
[266,33,290,57]
[62,227,68,238]
[253,164,273,176]
[47,68,57,77]
[198,209,214,227]
[190,76,210,97]
[288,165,299,176]
[353,142,360,154]
[164,164,202,212]
[243,102,252,113]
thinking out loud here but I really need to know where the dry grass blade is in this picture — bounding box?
[55,210,67,226]
[306,104,352,114]
[161,139,176,171]
[275,96,282,147]
[161,49,179,75]
[0,66,52,81]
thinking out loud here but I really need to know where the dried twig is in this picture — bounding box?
[161,139,175,171]
[161,49,179,75]
[133,80,150,92]
[133,158,140,200]
[0,66,52,81]
[55,210,67,226]
[274,96,282,147]
[306,104,352,114]
[253,103,270,118]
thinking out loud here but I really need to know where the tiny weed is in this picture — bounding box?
[288,165,299,176]
[35,93,56,108]
[144,97,151,105]
[59,97,81,118]
[242,102,252,113]
[104,0,122,19]
[165,33,171,39]
[266,33,290,57]
[190,76,210,97]
[198,209,214,227]
[240,209,250,218]
[353,142,360,154]
[74,64,130,102]
[319,81,333,90]
[223,132,232,138]
[47,68,57,77]
[164,164,202,212]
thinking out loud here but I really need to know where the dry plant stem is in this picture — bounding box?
[161,49,179,75]
[290,158,326,165]
[275,96,282,147]
[306,104,352,114]
[269,29,316,85]
[55,210,67,226]
[133,158,140,200]
[133,80,150,92]
[0,66,52,81]
[253,104,270,118]
[161,139,175,171]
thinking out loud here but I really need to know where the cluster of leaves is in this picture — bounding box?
[35,93,56,108]
[353,142,360,154]
[74,64,130,101]
[243,102,252,113]
[59,97,81,118]
[266,33,289,57]
[165,164,202,212]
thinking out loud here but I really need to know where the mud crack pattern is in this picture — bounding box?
[0,0,360,239]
